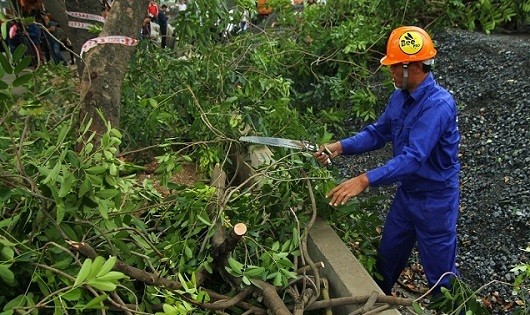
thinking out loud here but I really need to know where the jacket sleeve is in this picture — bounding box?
[339,108,392,155]
[366,100,453,186]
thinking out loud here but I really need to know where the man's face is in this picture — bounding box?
[389,63,405,89]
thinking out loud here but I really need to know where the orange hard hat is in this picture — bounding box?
[380,26,437,66]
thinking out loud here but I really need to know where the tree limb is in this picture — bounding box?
[305,295,413,311]
[252,279,292,315]
[67,240,183,290]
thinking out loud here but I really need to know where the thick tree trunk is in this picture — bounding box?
[78,0,144,143]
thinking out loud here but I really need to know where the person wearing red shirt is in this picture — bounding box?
[147,0,159,23]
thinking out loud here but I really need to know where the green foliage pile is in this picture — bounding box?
[1,0,529,314]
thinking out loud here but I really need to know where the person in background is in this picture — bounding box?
[4,8,23,54]
[147,0,159,23]
[240,9,249,32]
[177,0,187,13]
[140,16,151,40]
[314,26,461,296]
[44,15,67,65]
[25,10,46,67]
[157,4,168,48]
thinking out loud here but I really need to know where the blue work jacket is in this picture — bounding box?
[340,73,460,192]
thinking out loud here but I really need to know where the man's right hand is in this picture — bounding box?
[313,141,343,165]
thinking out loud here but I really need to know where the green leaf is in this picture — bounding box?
[0,92,10,101]
[243,266,265,277]
[88,279,116,291]
[273,271,282,286]
[97,271,125,282]
[178,273,189,291]
[162,304,178,315]
[61,288,82,301]
[0,53,13,74]
[196,214,211,226]
[56,203,65,224]
[12,45,27,63]
[1,22,6,42]
[3,294,25,311]
[74,258,93,287]
[227,257,243,274]
[42,162,61,185]
[96,189,119,199]
[96,256,117,277]
[412,301,423,314]
[1,246,14,260]
[85,166,107,175]
[78,177,92,198]
[0,236,16,247]
[97,199,109,219]
[184,245,193,258]
[226,96,238,103]
[52,258,73,270]
[242,275,251,285]
[13,56,32,75]
[0,264,15,286]
[87,256,105,281]
[12,73,32,87]
[0,80,8,90]
[58,174,76,198]
[82,294,108,310]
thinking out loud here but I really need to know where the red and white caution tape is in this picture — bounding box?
[66,11,106,23]
[68,21,95,30]
[81,36,138,57]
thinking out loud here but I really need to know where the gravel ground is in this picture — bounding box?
[335,28,530,314]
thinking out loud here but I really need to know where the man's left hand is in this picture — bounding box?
[326,173,369,206]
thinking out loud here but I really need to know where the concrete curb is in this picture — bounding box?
[307,216,401,314]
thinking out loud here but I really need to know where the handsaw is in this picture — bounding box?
[239,136,332,166]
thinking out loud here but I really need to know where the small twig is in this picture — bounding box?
[300,173,321,307]
[364,304,390,315]
[348,291,379,315]
[320,278,332,315]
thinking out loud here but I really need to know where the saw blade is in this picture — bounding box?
[239,136,314,151]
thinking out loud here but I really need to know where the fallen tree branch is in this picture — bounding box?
[67,240,183,290]
[349,291,379,315]
[305,294,413,311]
[364,304,390,315]
[68,235,264,314]
[211,223,248,266]
[202,288,267,315]
[252,279,292,315]
[296,261,325,275]
[320,278,332,315]
[188,287,252,310]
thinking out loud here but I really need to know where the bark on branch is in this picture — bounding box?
[211,223,248,266]
[305,294,413,311]
[252,279,292,315]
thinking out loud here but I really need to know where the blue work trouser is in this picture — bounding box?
[375,186,459,295]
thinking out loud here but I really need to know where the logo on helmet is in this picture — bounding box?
[398,31,424,55]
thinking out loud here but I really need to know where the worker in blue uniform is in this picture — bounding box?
[314,26,461,295]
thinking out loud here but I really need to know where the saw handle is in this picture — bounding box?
[321,146,333,168]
